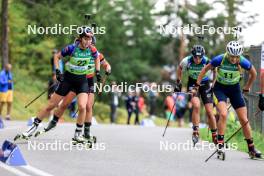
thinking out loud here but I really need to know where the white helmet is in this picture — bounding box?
[226,41,243,56]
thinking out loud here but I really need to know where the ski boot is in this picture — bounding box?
[217,143,225,161]
[14,122,39,141]
[192,131,199,147]
[212,132,218,145]
[35,119,57,137]
[72,131,86,145]
[249,148,263,160]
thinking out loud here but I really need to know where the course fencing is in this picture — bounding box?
[245,45,264,134]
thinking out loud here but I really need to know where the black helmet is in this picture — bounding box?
[79,26,93,38]
[191,45,205,57]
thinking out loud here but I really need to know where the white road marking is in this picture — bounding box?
[22,165,54,176]
[0,162,31,176]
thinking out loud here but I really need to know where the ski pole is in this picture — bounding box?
[162,92,192,137]
[25,82,57,108]
[162,101,176,137]
[205,120,249,162]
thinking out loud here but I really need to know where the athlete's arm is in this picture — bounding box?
[177,57,188,81]
[101,56,111,72]
[55,44,74,70]
[261,72,264,94]
[243,66,257,91]
[54,52,62,70]
[177,66,183,81]
[240,56,257,91]
[212,68,217,87]
[196,64,213,85]
[104,60,111,73]
[91,46,100,72]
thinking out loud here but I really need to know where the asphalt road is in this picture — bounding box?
[0,120,263,176]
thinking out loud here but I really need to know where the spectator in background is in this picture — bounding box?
[174,91,190,127]
[125,90,140,125]
[125,90,134,125]
[148,82,159,120]
[0,64,13,120]
[110,81,121,124]
[164,93,176,127]
[133,91,140,125]
[137,91,146,114]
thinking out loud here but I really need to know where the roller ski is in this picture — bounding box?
[14,133,32,141]
[83,123,96,145]
[35,119,57,137]
[14,121,39,141]
[217,145,225,161]
[249,148,263,160]
[83,134,97,144]
[71,130,92,148]
[192,131,199,147]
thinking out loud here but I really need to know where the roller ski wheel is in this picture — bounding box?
[192,132,199,147]
[217,149,225,161]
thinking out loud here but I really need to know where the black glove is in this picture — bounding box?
[174,79,182,92]
[242,89,249,94]
[191,82,200,96]
[96,70,101,82]
[55,69,64,82]
[258,94,264,111]
[105,70,111,76]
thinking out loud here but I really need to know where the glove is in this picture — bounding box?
[105,70,111,76]
[242,89,249,94]
[96,70,101,82]
[191,82,200,96]
[174,79,182,92]
[258,94,264,111]
[55,69,64,82]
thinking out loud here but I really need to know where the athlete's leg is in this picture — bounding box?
[83,93,94,138]
[191,96,200,130]
[36,93,64,120]
[54,91,76,118]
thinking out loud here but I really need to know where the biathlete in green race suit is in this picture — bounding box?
[16,27,101,141]
[176,45,217,146]
[196,41,262,159]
